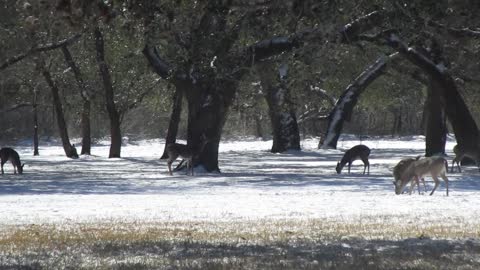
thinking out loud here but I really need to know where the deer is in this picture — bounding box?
[393,156,449,196]
[450,144,480,173]
[393,156,426,194]
[335,144,370,174]
[165,136,209,176]
[0,147,25,175]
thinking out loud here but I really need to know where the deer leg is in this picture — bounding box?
[12,161,16,174]
[422,178,427,193]
[167,160,174,176]
[408,177,417,195]
[348,162,351,174]
[441,173,449,196]
[430,176,440,196]
[186,158,192,176]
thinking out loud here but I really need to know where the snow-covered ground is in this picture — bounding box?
[1,135,479,227]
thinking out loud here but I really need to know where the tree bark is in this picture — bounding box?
[257,62,300,153]
[42,69,78,158]
[425,79,448,156]
[322,54,396,149]
[94,27,122,158]
[184,78,237,172]
[61,45,92,155]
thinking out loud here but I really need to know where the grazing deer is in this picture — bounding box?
[393,156,449,196]
[166,137,208,176]
[336,144,370,174]
[451,144,480,173]
[0,148,25,175]
[393,156,426,194]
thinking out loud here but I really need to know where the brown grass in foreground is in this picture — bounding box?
[1,217,480,269]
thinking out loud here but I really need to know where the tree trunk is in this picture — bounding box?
[160,82,185,159]
[184,78,237,172]
[94,27,122,158]
[32,87,39,156]
[257,62,300,153]
[61,45,92,155]
[322,54,394,149]
[425,79,447,156]
[42,69,78,158]
[80,100,91,155]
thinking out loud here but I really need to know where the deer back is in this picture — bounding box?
[340,145,370,164]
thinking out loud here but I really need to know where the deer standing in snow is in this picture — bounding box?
[166,136,209,176]
[336,144,370,174]
[451,144,480,173]
[393,156,449,196]
[0,148,25,174]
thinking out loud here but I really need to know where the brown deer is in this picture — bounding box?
[393,156,449,196]
[0,148,25,175]
[451,144,480,173]
[393,156,426,194]
[166,137,208,176]
[336,144,370,174]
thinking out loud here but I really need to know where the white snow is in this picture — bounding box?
[1,135,479,227]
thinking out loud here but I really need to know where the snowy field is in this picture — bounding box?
[0,134,479,228]
[2,135,480,269]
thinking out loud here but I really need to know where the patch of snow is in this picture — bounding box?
[0,135,476,228]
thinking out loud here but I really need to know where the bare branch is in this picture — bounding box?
[0,34,82,71]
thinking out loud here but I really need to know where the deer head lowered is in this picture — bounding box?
[393,156,449,196]
[336,144,370,174]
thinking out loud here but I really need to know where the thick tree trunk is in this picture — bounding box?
[160,82,185,159]
[425,79,447,156]
[184,79,237,172]
[322,54,394,149]
[257,62,300,153]
[42,69,78,158]
[61,45,92,155]
[94,27,122,158]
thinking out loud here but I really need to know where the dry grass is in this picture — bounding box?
[1,216,480,269]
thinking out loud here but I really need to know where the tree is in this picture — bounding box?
[94,26,122,158]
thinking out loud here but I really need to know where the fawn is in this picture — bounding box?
[166,137,208,176]
[0,148,25,174]
[451,144,480,173]
[393,156,449,196]
[336,144,370,174]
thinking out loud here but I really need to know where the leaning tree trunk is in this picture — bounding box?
[322,54,396,149]
[61,45,92,155]
[257,62,300,153]
[425,78,447,156]
[385,33,479,148]
[94,27,122,158]
[42,69,78,158]
[160,81,185,159]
